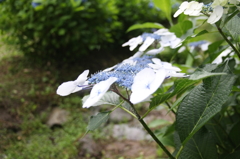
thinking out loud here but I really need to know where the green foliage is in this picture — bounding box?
[127,22,164,32]
[87,111,110,131]
[170,20,193,37]
[223,12,240,42]
[149,78,198,111]
[153,0,172,24]
[0,0,121,63]
[176,61,236,145]
[176,127,218,159]
[0,0,162,64]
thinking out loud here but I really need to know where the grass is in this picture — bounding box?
[0,38,97,158]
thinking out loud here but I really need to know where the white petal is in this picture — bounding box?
[122,59,137,65]
[56,81,76,96]
[184,2,203,16]
[75,70,89,85]
[166,70,187,77]
[130,68,166,104]
[152,58,162,65]
[103,64,117,72]
[72,87,83,93]
[173,1,189,17]
[122,36,143,51]
[207,6,223,24]
[170,38,182,48]
[82,77,117,108]
[130,69,156,104]
[146,47,164,55]
[160,34,176,47]
[128,51,144,60]
[154,29,171,36]
[72,81,89,93]
[139,37,155,51]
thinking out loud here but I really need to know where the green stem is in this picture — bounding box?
[216,25,240,59]
[112,85,175,158]
[175,146,183,158]
[119,106,138,119]
[139,118,175,159]
[142,109,151,119]
[128,104,174,157]
[166,101,176,115]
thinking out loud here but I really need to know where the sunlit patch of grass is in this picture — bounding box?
[0,34,22,60]
[3,107,87,159]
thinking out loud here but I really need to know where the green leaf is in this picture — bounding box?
[127,22,164,32]
[229,120,240,146]
[208,40,224,53]
[189,68,226,80]
[177,128,218,159]
[87,112,110,131]
[224,12,240,42]
[222,9,239,27]
[153,0,172,23]
[203,40,228,64]
[58,29,65,35]
[148,119,171,128]
[176,61,236,145]
[170,20,193,37]
[149,78,198,110]
[155,124,175,146]
[180,30,209,44]
[220,150,240,159]
[82,92,120,106]
[191,30,209,37]
[74,6,84,12]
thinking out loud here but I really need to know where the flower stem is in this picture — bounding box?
[112,85,175,158]
[216,25,240,59]
[138,118,175,159]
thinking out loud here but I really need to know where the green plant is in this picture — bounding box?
[0,0,164,65]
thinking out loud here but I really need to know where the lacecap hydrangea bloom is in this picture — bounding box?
[174,0,240,24]
[56,54,186,108]
[122,29,181,54]
[173,1,204,17]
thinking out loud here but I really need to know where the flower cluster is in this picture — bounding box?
[174,0,240,24]
[56,28,186,108]
[122,29,181,54]
[56,54,185,108]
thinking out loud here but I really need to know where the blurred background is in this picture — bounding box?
[0,0,217,158]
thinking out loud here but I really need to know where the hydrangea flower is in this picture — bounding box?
[122,36,143,51]
[56,70,89,96]
[174,1,230,24]
[173,1,204,17]
[88,55,154,89]
[57,54,186,106]
[122,29,181,53]
[149,58,181,72]
[207,5,224,24]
